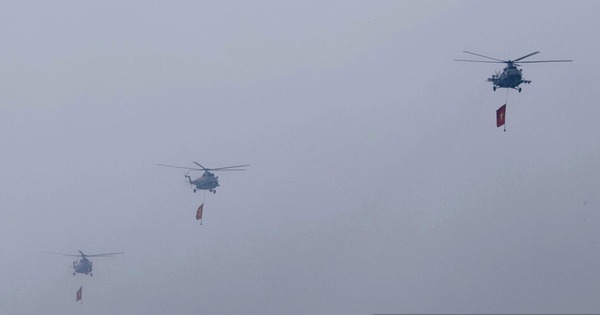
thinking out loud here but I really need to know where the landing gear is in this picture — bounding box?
[518,87,522,93]
[193,189,197,193]
[73,272,76,276]
[493,86,496,91]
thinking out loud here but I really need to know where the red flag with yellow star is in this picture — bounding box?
[496,104,506,127]
[76,286,82,303]
[196,203,203,223]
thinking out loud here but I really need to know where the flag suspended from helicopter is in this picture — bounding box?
[196,203,203,224]
[496,104,506,128]
[76,286,82,304]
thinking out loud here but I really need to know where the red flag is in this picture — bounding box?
[196,203,203,222]
[496,104,506,127]
[76,286,82,303]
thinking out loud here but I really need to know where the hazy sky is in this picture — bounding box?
[1,1,599,314]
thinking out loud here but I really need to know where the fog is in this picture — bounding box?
[1,1,599,314]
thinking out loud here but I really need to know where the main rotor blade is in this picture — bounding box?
[193,162,208,170]
[208,169,247,171]
[516,59,573,64]
[513,51,540,62]
[157,164,203,171]
[41,251,80,257]
[209,164,250,171]
[85,252,124,257]
[454,59,504,64]
[462,51,506,62]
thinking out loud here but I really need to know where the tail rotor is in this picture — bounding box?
[184,172,192,184]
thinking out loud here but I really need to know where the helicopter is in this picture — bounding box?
[157,162,249,193]
[455,51,572,92]
[42,250,124,276]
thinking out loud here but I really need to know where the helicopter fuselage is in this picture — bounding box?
[187,171,219,193]
[73,257,93,276]
[487,64,530,91]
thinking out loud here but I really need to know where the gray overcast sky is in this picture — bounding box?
[1,1,599,314]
